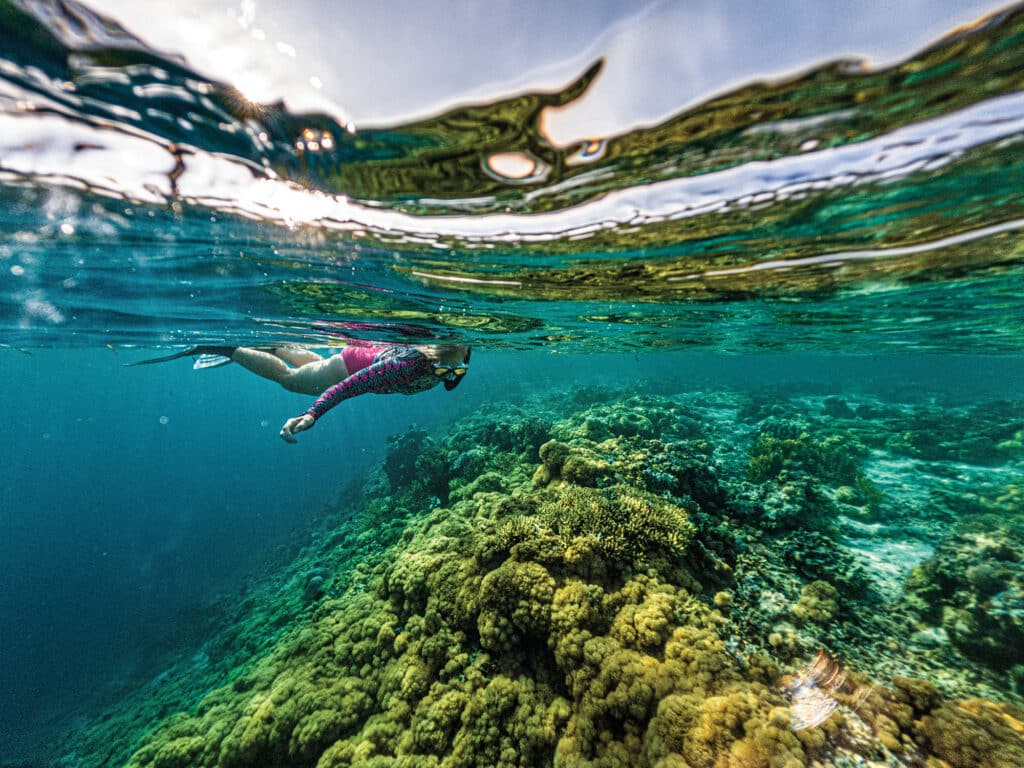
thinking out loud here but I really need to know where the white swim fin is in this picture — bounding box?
[192,354,234,370]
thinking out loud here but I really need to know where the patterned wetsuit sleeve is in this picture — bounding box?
[303,349,431,421]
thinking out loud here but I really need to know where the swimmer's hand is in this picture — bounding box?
[280,414,315,443]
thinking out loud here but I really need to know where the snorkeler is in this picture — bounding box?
[130,344,471,443]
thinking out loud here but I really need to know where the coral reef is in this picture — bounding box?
[906,521,1024,668]
[792,581,839,626]
[62,390,1024,768]
[919,698,1024,767]
[845,678,1024,768]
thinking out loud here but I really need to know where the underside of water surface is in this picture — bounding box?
[1,1,1023,767]
[1,0,1022,352]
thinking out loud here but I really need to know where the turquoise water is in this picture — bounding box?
[1,1,1023,766]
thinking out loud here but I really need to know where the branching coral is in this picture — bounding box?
[540,485,694,570]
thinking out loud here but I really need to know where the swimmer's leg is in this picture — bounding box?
[272,347,324,367]
[230,347,293,383]
[276,353,350,395]
[231,348,347,395]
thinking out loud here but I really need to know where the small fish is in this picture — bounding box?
[788,651,845,731]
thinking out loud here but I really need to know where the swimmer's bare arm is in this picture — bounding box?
[279,349,429,443]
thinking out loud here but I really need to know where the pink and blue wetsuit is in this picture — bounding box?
[304,346,440,422]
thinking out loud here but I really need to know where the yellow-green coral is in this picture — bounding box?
[477,560,556,652]
[791,581,838,625]
[645,684,808,768]
[919,699,1024,768]
[610,584,677,651]
[90,391,1024,768]
[534,438,615,488]
[540,485,694,569]
[121,472,758,768]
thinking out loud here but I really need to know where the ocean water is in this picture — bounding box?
[1,1,1023,766]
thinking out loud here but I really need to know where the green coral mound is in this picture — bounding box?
[67,390,1024,768]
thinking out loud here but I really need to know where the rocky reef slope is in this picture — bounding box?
[63,386,1024,768]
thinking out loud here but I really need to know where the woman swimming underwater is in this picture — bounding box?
[131,343,471,443]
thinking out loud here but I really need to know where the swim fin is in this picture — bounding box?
[192,353,233,370]
[126,346,236,366]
